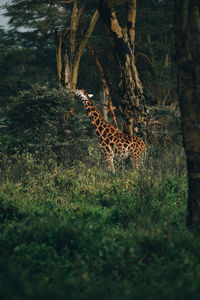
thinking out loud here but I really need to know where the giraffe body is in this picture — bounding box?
[72,89,146,172]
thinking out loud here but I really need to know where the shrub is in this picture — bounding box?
[0,84,96,165]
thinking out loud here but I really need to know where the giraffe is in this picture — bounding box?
[72,89,146,173]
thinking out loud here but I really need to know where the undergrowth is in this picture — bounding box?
[0,146,200,300]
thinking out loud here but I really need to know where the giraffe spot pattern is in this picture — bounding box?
[102,130,107,138]
[73,89,146,171]
[98,126,104,132]
[105,138,110,144]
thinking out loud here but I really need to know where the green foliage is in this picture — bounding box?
[136,0,176,106]
[147,105,182,146]
[0,146,199,300]
[0,23,56,107]
[0,84,95,165]
[0,45,57,106]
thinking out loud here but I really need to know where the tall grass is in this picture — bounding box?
[1,145,200,300]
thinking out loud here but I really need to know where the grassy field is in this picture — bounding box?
[0,146,200,300]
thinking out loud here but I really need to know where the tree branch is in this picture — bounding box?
[71,9,99,88]
[52,0,74,4]
[136,52,155,74]
[127,0,136,49]
[69,0,78,73]
[87,43,118,128]
[107,0,129,7]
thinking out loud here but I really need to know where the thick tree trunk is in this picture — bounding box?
[174,0,200,227]
[97,0,147,135]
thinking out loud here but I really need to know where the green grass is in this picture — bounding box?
[0,147,200,300]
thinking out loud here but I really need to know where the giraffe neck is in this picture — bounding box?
[83,98,107,128]
[73,89,113,134]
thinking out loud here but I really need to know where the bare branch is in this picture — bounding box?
[71,9,99,88]
[127,0,136,49]
[136,52,155,73]
[69,0,78,66]
[52,0,74,4]
[107,0,129,7]
[87,43,118,128]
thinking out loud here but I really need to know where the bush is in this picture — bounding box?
[147,105,182,146]
[0,145,199,300]
[0,84,96,165]
[0,83,198,300]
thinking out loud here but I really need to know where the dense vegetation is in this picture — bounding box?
[0,86,199,298]
[1,0,200,298]
[2,142,200,300]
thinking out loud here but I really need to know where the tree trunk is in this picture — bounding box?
[174,0,200,227]
[87,43,118,128]
[97,0,147,135]
[99,87,109,122]
[71,9,99,89]
[55,3,99,89]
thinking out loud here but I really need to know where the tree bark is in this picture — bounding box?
[55,2,99,89]
[174,0,200,227]
[71,9,99,88]
[99,87,109,122]
[55,28,71,88]
[55,30,63,84]
[87,43,118,128]
[97,0,147,135]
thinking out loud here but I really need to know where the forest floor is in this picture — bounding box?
[0,145,200,300]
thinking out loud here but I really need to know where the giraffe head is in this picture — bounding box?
[72,89,93,102]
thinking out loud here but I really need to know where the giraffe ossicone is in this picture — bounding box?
[72,89,146,173]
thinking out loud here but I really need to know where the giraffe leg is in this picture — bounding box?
[106,154,115,173]
[130,149,146,168]
[130,154,139,169]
